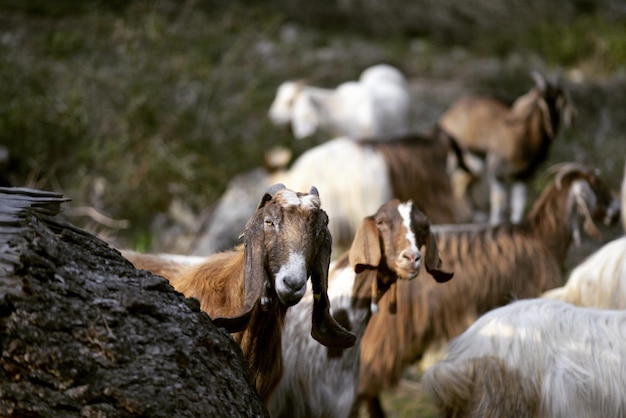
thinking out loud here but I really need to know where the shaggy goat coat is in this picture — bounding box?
[422,298,626,418]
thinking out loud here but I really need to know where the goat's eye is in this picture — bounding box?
[265,218,274,227]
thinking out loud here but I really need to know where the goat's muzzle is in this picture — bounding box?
[274,253,308,307]
[396,249,422,280]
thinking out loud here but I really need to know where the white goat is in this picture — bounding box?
[267,199,452,418]
[541,236,626,309]
[440,71,575,224]
[422,298,626,418]
[268,64,411,140]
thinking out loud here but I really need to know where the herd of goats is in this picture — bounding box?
[123,64,626,418]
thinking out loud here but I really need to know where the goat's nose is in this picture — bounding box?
[400,249,420,265]
[283,274,304,291]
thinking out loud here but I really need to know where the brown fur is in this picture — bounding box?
[426,356,541,418]
[362,129,470,223]
[352,164,617,418]
[439,72,575,223]
[440,74,572,181]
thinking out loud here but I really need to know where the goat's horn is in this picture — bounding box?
[530,70,547,92]
[546,163,591,189]
[266,183,287,197]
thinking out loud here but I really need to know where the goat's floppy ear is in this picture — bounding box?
[212,187,285,332]
[310,209,356,349]
[424,231,454,283]
[212,209,268,333]
[349,216,381,273]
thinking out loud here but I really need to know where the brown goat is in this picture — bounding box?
[268,199,453,418]
[351,163,619,418]
[439,71,575,224]
[123,184,355,403]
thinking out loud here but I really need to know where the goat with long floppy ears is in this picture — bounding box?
[123,184,355,402]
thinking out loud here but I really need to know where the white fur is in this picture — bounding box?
[268,64,411,140]
[268,265,366,418]
[398,201,419,255]
[275,251,308,306]
[422,298,626,418]
[542,236,626,309]
[271,137,393,246]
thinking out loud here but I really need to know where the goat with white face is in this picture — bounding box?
[123,184,356,403]
[268,199,452,418]
[440,71,575,224]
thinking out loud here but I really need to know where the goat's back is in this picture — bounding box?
[439,95,510,150]
[363,132,463,224]
[121,250,197,281]
[423,299,626,418]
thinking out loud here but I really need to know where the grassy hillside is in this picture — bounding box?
[2,0,624,251]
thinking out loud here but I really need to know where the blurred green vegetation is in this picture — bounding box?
[1,0,624,253]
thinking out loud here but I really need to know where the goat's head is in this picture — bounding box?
[550,163,620,244]
[213,184,356,349]
[291,92,320,139]
[268,81,304,126]
[531,70,576,136]
[348,199,453,313]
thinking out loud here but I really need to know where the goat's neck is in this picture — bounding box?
[526,183,573,264]
[329,253,396,339]
[235,301,287,403]
[328,255,393,338]
[302,86,347,135]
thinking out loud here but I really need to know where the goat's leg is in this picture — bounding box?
[488,175,508,224]
[510,181,527,223]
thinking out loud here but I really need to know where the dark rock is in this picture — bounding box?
[0,187,268,418]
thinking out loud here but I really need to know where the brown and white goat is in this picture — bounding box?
[268,199,453,418]
[439,71,575,224]
[123,184,356,403]
[351,163,619,418]
[194,129,467,255]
